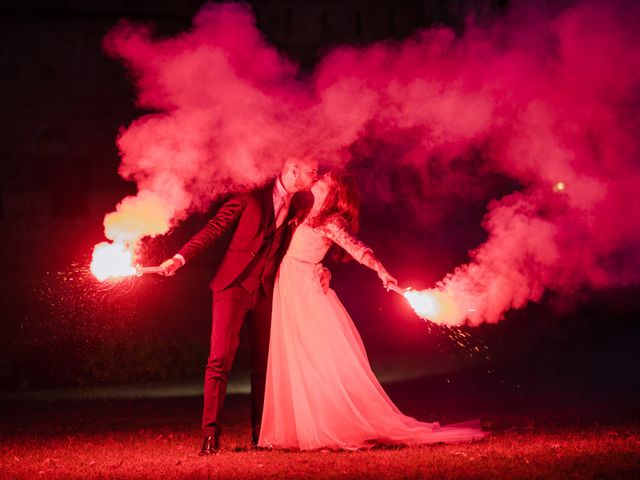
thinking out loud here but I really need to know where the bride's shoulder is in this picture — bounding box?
[314,215,349,235]
[324,215,349,228]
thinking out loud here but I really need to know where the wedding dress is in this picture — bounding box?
[259,217,486,450]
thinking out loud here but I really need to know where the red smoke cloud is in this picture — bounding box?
[102,1,640,325]
[102,3,310,242]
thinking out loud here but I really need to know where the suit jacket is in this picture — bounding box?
[177,180,308,293]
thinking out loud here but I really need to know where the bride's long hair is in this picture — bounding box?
[308,171,361,263]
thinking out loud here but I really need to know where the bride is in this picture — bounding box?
[259,171,486,450]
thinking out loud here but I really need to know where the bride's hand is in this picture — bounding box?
[378,270,398,291]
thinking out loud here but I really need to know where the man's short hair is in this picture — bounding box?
[283,155,318,171]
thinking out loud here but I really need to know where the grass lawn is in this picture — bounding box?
[1,379,639,479]
[2,426,640,479]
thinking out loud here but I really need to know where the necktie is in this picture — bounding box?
[275,194,291,228]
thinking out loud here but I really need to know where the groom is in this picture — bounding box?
[160,157,319,455]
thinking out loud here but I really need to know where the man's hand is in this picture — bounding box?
[159,257,182,276]
[316,264,332,294]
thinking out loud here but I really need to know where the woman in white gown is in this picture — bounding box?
[259,172,486,450]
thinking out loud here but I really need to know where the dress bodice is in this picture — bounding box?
[285,216,372,264]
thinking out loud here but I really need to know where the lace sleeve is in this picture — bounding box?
[318,216,373,263]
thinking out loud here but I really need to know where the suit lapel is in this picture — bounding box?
[261,180,276,233]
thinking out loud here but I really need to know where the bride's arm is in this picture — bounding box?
[319,217,398,289]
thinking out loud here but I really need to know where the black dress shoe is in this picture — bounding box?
[199,435,220,456]
[251,424,261,447]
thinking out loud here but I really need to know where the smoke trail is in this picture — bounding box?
[102,3,310,242]
[102,1,640,324]
[418,0,640,324]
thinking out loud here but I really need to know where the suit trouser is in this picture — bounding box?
[202,283,272,436]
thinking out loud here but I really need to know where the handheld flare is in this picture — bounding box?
[136,265,166,276]
[386,284,441,323]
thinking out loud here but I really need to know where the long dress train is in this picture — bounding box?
[259,217,486,450]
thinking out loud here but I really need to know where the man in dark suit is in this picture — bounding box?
[160,157,319,455]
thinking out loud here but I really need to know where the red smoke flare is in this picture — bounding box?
[98,1,640,324]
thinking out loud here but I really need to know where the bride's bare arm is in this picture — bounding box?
[319,217,398,289]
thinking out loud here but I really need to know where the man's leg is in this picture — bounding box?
[247,287,273,440]
[202,285,252,436]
